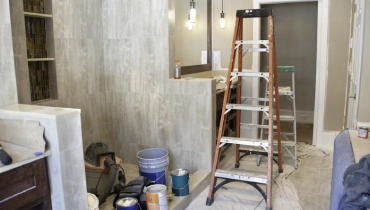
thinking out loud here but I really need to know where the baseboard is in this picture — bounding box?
[356,121,370,129]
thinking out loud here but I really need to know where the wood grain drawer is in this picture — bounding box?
[0,158,51,210]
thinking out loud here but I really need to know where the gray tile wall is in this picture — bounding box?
[5,0,215,174]
[0,0,18,106]
[39,0,107,150]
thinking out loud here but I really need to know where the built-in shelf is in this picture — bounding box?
[24,12,52,18]
[28,58,55,62]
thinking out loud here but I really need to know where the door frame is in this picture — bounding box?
[344,0,365,129]
[252,0,328,146]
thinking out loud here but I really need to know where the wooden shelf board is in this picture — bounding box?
[24,12,53,18]
[28,58,55,62]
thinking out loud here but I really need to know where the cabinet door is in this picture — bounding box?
[0,158,51,209]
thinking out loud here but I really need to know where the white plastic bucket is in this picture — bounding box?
[137,148,169,185]
[87,193,99,210]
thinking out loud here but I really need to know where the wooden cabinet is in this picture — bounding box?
[215,87,237,139]
[0,158,52,210]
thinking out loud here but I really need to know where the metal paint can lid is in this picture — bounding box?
[116,197,138,207]
[171,169,189,176]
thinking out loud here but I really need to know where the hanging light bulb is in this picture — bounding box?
[220,12,225,29]
[190,0,196,23]
[220,0,225,29]
[187,15,193,31]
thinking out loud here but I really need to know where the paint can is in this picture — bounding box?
[170,169,190,196]
[358,127,369,139]
[146,184,168,210]
[137,148,169,185]
[115,197,139,210]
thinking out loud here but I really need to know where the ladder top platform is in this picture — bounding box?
[277,66,295,72]
[236,9,272,18]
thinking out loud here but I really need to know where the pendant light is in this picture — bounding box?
[187,15,193,31]
[190,0,196,23]
[220,0,225,29]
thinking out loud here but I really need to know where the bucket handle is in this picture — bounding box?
[152,169,167,183]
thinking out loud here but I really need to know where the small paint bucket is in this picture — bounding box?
[146,184,168,210]
[116,197,139,210]
[170,169,190,196]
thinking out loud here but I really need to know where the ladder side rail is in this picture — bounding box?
[207,16,241,203]
[235,18,243,168]
[269,16,283,174]
[292,71,298,169]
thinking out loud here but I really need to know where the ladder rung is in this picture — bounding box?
[240,123,277,129]
[240,97,269,102]
[231,72,269,78]
[220,137,269,147]
[235,40,269,45]
[215,169,268,184]
[226,104,269,111]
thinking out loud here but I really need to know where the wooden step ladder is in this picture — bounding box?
[206,9,282,210]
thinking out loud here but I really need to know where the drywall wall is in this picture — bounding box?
[357,1,370,123]
[213,0,253,70]
[261,3,317,114]
[0,0,18,107]
[324,0,351,131]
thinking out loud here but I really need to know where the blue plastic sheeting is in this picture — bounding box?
[330,129,356,210]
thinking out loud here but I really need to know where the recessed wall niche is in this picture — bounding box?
[9,0,57,103]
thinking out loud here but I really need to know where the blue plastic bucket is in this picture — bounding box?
[170,169,189,196]
[137,148,169,185]
[116,197,139,210]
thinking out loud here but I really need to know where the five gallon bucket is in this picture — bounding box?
[137,148,169,185]
[171,169,190,196]
[146,184,168,210]
[116,197,139,210]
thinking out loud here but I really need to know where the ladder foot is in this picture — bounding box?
[278,169,283,173]
[206,197,214,206]
[266,207,272,210]
[235,164,240,168]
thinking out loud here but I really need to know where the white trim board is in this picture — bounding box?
[252,0,329,148]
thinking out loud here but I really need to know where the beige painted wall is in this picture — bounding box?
[213,0,253,70]
[261,3,317,112]
[0,0,18,107]
[324,0,351,130]
[175,0,207,66]
[357,1,370,122]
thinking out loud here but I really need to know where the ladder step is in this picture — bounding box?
[240,123,277,129]
[239,146,279,155]
[215,169,268,184]
[266,87,294,96]
[231,72,269,78]
[242,48,268,55]
[236,9,272,18]
[226,103,269,111]
[235,40,269,45]
[220,137,269,147]
[240,97,269,102]
[274,141,296,147]
[263,115,295,121]
[263,131,294,136]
